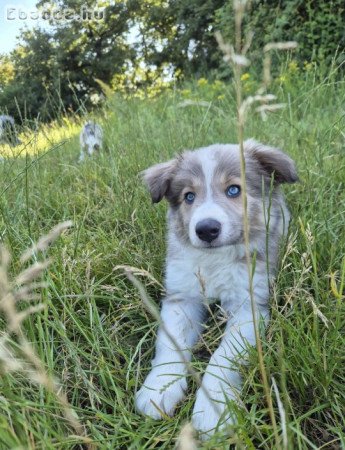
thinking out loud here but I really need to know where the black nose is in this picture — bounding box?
[195,219,221,243]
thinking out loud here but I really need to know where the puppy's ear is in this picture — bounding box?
[141,159,176,203]
[245,139,298,184]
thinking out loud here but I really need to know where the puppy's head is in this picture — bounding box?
[142,141,298,248]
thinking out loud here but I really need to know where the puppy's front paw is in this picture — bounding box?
[135,366,187,419]
[192,386,237,440]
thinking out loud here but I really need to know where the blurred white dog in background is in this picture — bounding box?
[0,115,21,147]
[79,121,103,162]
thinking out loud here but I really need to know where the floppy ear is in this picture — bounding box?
[141,159,176,203]
[244,139,298,184]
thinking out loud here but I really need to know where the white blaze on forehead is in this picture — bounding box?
[194,143,239,200]
[188,146,232,247]
[198,148,218,201]
[194,144,239,183]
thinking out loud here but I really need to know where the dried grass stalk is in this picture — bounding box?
[215,2,298,449]
[0,222,93,448]
[20,220,73,263]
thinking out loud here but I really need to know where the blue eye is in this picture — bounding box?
[184,192,196,204]
[226,185,241,198]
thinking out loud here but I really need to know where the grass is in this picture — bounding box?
[0,66,344,449]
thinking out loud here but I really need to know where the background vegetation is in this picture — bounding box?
[1,0,345,121]
[0,63,344,448]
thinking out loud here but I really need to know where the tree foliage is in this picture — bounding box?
[130,0,226,77]
[0,55,15,88]
[216,0,345,66]
[1,1,134,121]
[1,0,344,122]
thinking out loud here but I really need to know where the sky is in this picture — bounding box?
[0,0,46,54]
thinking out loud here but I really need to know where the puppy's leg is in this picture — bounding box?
[79,144,87,163]
[192,302,269,438]
[136,296,204,419]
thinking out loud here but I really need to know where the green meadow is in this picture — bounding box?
[0,65,344,449]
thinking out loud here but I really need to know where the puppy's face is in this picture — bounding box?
[143,141,298,248]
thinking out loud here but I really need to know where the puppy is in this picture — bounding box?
[0,115,21,147]
[135,140,298,438]
[79,121,103,162]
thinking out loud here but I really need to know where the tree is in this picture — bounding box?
[0,28,57,121]
[130,0,227,78]
[0,0,135,121]
[44,0,134,107]
[0,55,15,90]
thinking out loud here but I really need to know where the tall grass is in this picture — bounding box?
[0,64,344,448]
[216,1,298,447]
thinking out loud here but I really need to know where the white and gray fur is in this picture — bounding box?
[135,140,298,438]
[0,115,21,147]
[79,121,103,162]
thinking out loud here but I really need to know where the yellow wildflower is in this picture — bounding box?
[213,80,224,89]
[197,77,208,86]
[240,73,250,81]
[304,61,313,71]
[181,89,191,97]
[278,75,287,83]
[288,61,299,73]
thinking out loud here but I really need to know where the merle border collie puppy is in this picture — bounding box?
[135,140,298,438]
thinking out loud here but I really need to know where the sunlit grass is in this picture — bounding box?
[0,117,81,158]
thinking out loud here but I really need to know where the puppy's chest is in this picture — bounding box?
[166,247,250,301]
